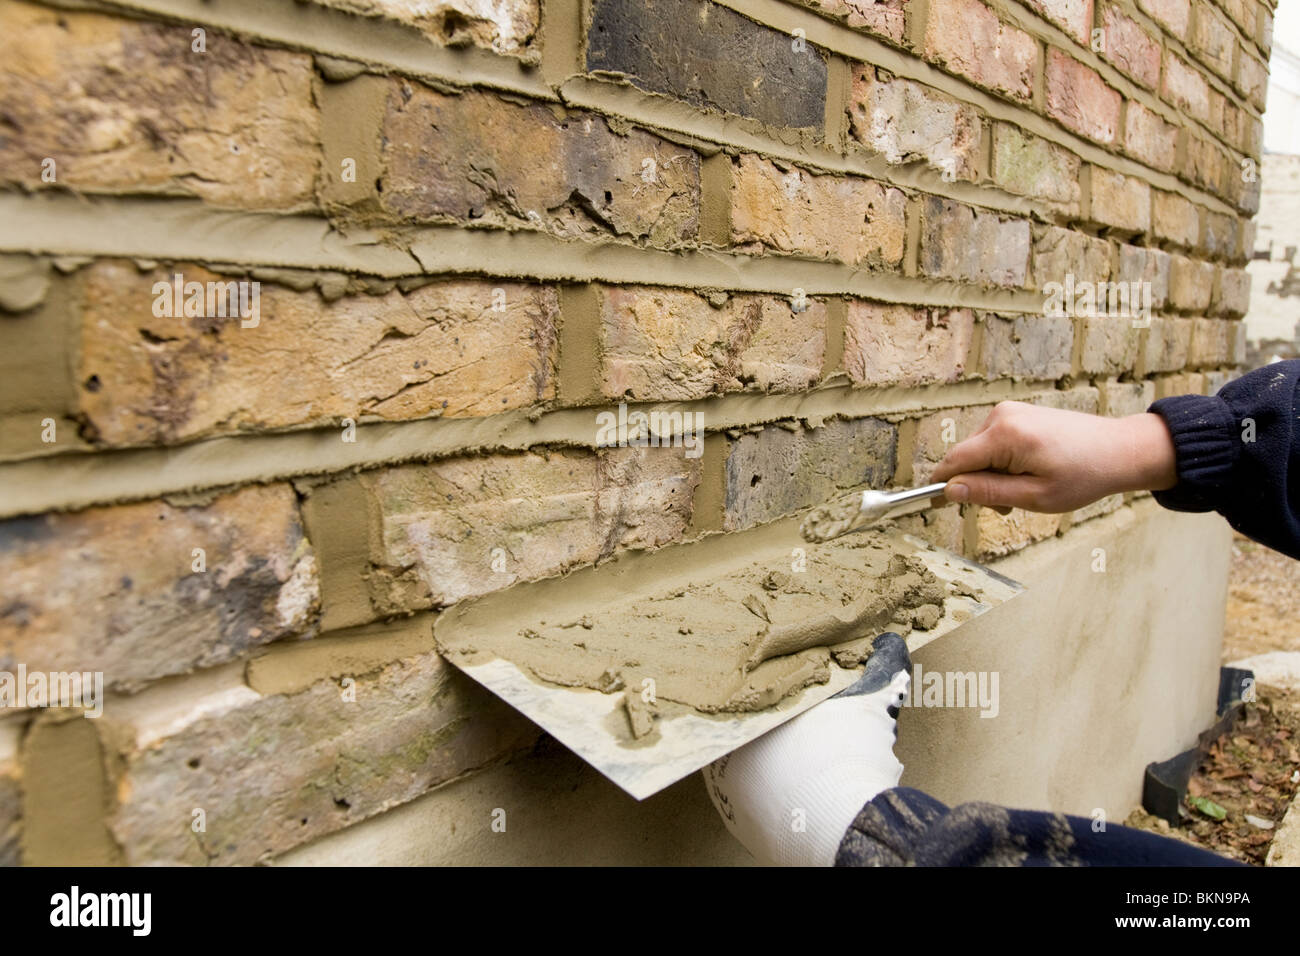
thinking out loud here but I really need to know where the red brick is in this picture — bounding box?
[802,0,906,43]
[1046,49,1122,144]
[1137,0,1191,39]
[1024,0,1094,44]
[1100,3,1162,90]
[1123,101,1179,172]
[924,0,1039,101]
[0,485,319,691]
[78,263,558,447]
[729,155,906,266]
[380,82,700,246]
[0,2,318,209]
[600,287,825,400]
[843,304,974,387]
[919,197,1031,288]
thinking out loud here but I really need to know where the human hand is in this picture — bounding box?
[931,402,1177,514]
[703,633,912,866]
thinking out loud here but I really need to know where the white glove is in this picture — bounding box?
[703,632,911,866]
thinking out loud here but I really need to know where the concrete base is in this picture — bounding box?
[277,500,1231,865]
[899,500,1230,822]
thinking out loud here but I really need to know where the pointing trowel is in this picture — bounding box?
[435,484,1022,801]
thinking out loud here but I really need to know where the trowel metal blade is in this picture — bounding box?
[436,530,1022,802]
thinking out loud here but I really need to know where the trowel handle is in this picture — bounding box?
[868,482,948,509]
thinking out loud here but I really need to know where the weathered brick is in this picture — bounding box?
[1079,316,1140,374]
[843,304,974,387]
[1137,0,1190,39]
[724,418,895,530]
[920,198,1031,288]
[974,508,1060,558]
[310,0,539,56]
[1213,267,1251,316]
[1162,51,1211,122]
[991,124,1082,213]
[1141,316,1194,373]
[358,447,699,612]
[729,155,906,266]
[0,724,18,867]
[1124,101,1179,172]
[1189,317,1232,365]
[1046,49,1122,144]
[0,485,320,691]
[924,0,1038,101]
[1188,2,1238,81]
[586,0,828,128]
[799,0,906,42]
[1099,377,1155,416]
[1217,0,1256,33]
[1032,226,1112,290]
[1239,218,1258,262]
[104,653,537,865]
[1168,254,1215,310]
[1030,386,1101,413]
[1117,244,1171,310]
[1259,4,1274,55]
[1231,319,1248,363]
[1024,0,1094,44]
[1202,210,1239,260]
[380,82,700,246]
[979,313,1074,381]
[1090,167,1151,234]
[77,263,558,447]
[1230,163,1262,215]
[848,68,984,182]
[911,404,995,482]
[1235,51,1268,111]
[1100,3,1162,89]
[1153,190,1201,247]
[600,287,825,400]
[0,2,319,208]
[1183,133,1226,195]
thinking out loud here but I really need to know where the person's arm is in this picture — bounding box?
[931,359,1300,559]
[1148,360,1300,558]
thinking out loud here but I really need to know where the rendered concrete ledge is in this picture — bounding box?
[277,500,1231,864]
[898,500,1231,822]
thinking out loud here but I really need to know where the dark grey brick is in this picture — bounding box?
[586,0,828,129]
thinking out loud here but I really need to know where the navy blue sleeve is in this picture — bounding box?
[1148,360,1300,559]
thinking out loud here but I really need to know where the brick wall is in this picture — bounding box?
[0,0,1266,863]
